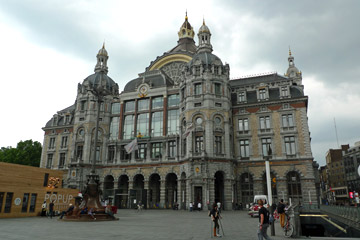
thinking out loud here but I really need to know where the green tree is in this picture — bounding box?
[0,140,42,167]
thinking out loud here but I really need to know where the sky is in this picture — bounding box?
[0,0,359,167]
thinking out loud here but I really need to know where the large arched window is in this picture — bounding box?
[287,171,302,204]
[262,172,278,203]
[240,172,254,205]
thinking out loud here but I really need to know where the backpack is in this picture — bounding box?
[264,208,272,223]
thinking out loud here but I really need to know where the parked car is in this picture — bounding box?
[248,195,268,217]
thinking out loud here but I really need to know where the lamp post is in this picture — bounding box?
[265,146,275,236]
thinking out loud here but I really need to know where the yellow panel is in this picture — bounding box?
[149,54,192,71]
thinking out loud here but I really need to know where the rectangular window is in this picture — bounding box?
[65,115,70,124]
[0,192,4,213]
[261,138,272,156]
[151,111,163,137]
[168,141,176,158]
[282,114,294,128]
[109,117,120,140]
[49,137,55,149]
[59,153,65,168]
[61,136,68,148]
[80,100,86,111]
[29,193,37,212]
[281,87,288,97]
[111,102,121,114]
[240,139,250,158]
[238,119,249,132]
[138,99,149,111]
[260,116,271,130]
[285,136,296,155]
[259,89,266,100]
[195,66,200,76]
[46,154,53,169]
[194,83,202,95]
[123,115,134,139]
[214,66,219,75]
[4,192,13,213]
[137,113,149,137]
[195,136,203,153]
[182,139,186,156]
[151,143,162,159]
[215,83,221,95]
[120,146,130,160]
[239,92,246,102]
[136,143,147,159]
[125,101,135,112]
[168,94,180,107]
[215,136,222,154]
[181,88,185,100]
[108,146,115,162]
[168,109,179,135]
[21,193,30,213]
[152,97,163,109]
[76,145,83,161]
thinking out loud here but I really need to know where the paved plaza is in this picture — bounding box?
[0,209,294,240]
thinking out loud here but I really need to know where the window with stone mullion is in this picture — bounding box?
[109,117,120,140]
[282,114,294,128]
[195,135,204,153]
[260,116,271,130]
[240,139,249,158]
[261,138,272,156]
[168,141,176,158]
[137,113,149,137]
[152,143,162,158]
[167,109,179,135]
[285,136,296,155]
[136,143,147,159]
[123,115,134,139]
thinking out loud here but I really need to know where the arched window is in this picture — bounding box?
[287,171,302,204]
[240,172,254,205]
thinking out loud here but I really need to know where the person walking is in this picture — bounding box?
[258,199,272,240]
[210,203,222,237]
[49,200,54,219]
[189,202,193,212]
[198,202,202,211]
[41,201,47,217]
[217,202,221,213]
[277,199,286,228]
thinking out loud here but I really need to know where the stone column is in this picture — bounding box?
[160,180,166,208]
[128,180,133,208]
[144,180,149,209]
[177,179,182,209]
[224,178,233,210]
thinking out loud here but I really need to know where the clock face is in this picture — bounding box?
[139,85,148,94]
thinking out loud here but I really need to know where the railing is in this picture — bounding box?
[320,205,360,230]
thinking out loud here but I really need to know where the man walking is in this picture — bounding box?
[277,199,286,228]
[258,199,271,240]
[210,203,222,237]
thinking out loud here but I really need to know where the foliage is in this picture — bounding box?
[0,140,42,167]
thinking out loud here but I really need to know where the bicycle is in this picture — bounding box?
[283,212,294,237]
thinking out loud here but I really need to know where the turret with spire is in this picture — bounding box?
[197,18,213,53]
[285,47,301,79]
[94,43,109,74]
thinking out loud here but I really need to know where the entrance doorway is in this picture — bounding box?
[215,171,225,209]
[194,186,202,210]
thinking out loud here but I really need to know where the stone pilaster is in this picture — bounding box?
[160,180,166,208]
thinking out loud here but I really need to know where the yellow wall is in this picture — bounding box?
[0,162,78,218]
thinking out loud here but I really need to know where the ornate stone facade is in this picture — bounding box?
[40,15,318,210]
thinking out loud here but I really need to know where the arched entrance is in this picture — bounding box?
[262,172,278,203]
[131,174,146,209]
[214,171,225,209]
[165,173,177,209]
[180,172,186,210]
[116,175,129,209]
[103,175,114,202]
[148,174,160,208]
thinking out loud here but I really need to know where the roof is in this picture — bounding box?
[229,73,288,87]
[123,70,174,92]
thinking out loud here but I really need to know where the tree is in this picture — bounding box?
[0,140,42,167]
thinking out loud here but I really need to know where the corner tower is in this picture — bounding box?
[179,20,233,209]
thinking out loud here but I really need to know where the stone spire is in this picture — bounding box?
[285,47,302,79]
[197,18,213,53]
[94,43,109,74]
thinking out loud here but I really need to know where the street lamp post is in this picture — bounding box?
[265,146,275,236]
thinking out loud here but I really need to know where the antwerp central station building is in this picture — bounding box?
[40,15,319,210]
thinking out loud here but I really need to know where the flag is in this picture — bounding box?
[183,124,194,138]
[125,138,138,154]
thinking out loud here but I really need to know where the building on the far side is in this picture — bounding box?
[343,141,360,204]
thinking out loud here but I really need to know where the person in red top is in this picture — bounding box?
[258,199,272,240]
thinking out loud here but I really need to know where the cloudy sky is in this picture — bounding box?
[0,0,359,166]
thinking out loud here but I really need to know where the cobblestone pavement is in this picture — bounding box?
[0,210,292,240]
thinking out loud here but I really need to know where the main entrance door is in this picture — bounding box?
[194,186,202,210]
